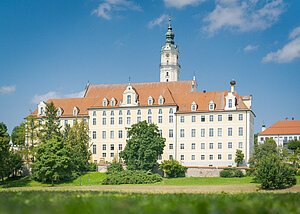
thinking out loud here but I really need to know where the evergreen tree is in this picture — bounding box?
[11,123,25,148]
[235,149,244,167]
[120,121,165,171]
[0,122,11,181]
[25,115,39,163]
[40,102,61,141]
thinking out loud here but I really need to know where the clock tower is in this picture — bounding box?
[160,18,180,82]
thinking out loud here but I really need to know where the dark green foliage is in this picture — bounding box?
[0,122,11,181]
[120,121,165,172]
[159,160,187,178]
[235,149,244,167]
[102,170,162,185]
[255,153,297,189]
[287,140,300,151]
[220,168,244,178]
[245,168,256,176]
[88,163,97,172]
[11,123,25,147]
[32,136,76,183]
[106,161,123,174]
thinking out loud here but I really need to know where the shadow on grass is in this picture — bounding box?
[0,176,32,188]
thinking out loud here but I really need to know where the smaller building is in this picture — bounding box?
[258,119,300,147]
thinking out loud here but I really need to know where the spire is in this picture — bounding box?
[166,17,175,44]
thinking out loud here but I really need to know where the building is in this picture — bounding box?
[32,20,255,167]
[258,119,300,147]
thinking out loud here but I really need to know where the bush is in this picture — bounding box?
[245,168,256,176]
[159,160,187,178]
[88,163,97,172]
[255,153,297,189]
[106,161,123,174]
[220,168,244,178]
[102,170,162,185]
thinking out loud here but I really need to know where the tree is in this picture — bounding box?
[287,140,300,151]
[287,140,300,167]
[159,160,187,178]
[11,123,25,148]
[235,149,244,167]
[0,122,11,181]
[25,115,39,163]
[120,121,165,172]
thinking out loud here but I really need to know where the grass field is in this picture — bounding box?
[0,191,299,214]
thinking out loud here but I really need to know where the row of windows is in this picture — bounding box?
[92,108,175,117]
[179,127,244,138]
[170,142,243,150]
[177,154,234,161]
[260,136,300,142]
[92,144,123,154]
[92,130,126,139]
[180,114,243,123]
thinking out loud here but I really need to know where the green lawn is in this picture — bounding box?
[0,191,299,214]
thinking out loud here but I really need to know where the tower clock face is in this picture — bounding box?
[166,53,169,57]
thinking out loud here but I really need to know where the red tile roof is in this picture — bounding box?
[259,120,300,136]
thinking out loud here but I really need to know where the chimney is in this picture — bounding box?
[230,79,236,93]
[292,117,294,120]
[262,124,266,132]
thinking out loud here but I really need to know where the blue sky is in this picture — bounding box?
[0,0,299,134]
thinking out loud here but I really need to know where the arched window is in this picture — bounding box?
[57,108,62,117]
[229,99,232,108]
[127,95,131,104]
[158,96,164,105]
[111,98,116,107]
[73,107,78,116]
[148,96,153,105]
[102,98,108,107]
[191,102,197,111]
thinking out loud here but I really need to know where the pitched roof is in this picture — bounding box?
[259,120,300,136]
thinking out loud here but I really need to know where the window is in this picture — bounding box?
[92,131,96,139]
[228,114,233,121]
[201,143,205,149]
[201,116,205,122]
[158,116,162,123]
[238,142,243,149]
[192,116,196,122]
[110,153,114,158]
[148,109,152,115]
[180,143,184,149]
[201,129,205,137]
[102,131,106,139]
[110,117,114,125]
[218,128,222,137]
[209,103,214,110]
[169,108,173,114]
[137,109,141,115]
[102,153,106,158]
[118,130,123,139]
[209,115,214,122]
[73,119,76,125]
[209,128,214,137]
[119,144,123,151]
[127,117,131,125]
[191,103,197,111]
[228,142,232,149]
[57,109,62,117]
[209,155,213,160]
[147,116,152,123]
[191,155,195,160]
[102,144,106,150]
[169,115,173,123]
[110,144,114,150]
[180,129,185,137]
[102,118,106,125]
[110,111,114,116]
[64,120,68,125]
[84,118,88,124]
[93,118,96,125]
[102,99,108,107]
[103,111,106,116]
[218,142,222,149]
[191,143,195,149]
[110,131,114,139]
[238,127,243,136]
[180,155,184,161]
[191,129,196,137]
[229,99,232,108]
[218,115,222,121]
[148,97,153,105]
[218,154,222,160]
[201,155,205,160]
[169,129,173,138]
[137,116,141,122]
[228,154,232,160]
[169,155,173,160]
[127,95,131,104]
[169,144,174,150]
[92,145,96,154]
[180,116,185,123]
[111,99,115,107]
[119,110,123,115]
[127,110,131,115]
[93,111,97,116]
[119,117,123,125]
[159,97,164,105]
[228,128,233,136]
[73,107,78,116]
[239,114,243,121]
[158,155,162,160]
[158,109,162,114]
[209,143,213,149]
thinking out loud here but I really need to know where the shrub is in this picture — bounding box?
[255,153,297,189]
[102,170,162,185]
[106,161,123,174]
[159,160,187,178]
[245,168,256,176]
[220,168,244,178]
[88,163,97,172]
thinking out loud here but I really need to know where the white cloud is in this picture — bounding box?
[148,14,169,29]
[32,90,85,104]
[164,0,205,9]
[92,0,141,20]
[262,26,300,63]
[244,44,259,53]
[203,0,285,36]
[0,85,16,95]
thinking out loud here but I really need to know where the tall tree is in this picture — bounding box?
[0,122,11,181]
[11,123,25,148]
[235,149,244,167]
[120,121,165,171]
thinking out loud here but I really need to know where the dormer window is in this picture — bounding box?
[158,95,164,105]
[111,98,116,107]
[228,99,232,108]
[73,107,79,116]
[191,102,197,111]
[209,101,215,111]
[57,107,63,117]
[40,107,45,116]
[148,96,153,105]
[102,98,108,107]
[127,95,131,104]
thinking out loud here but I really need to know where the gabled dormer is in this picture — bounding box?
[148,96,154,105]
[121,84,138,107]
[209,100,215,111]
[158,95,164,105]
[73,107,79,116]
[110,97,116,107]
[38,101,46,116]
[191,101,197,111]
[57,107,63,117]
[102,98,108,107]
